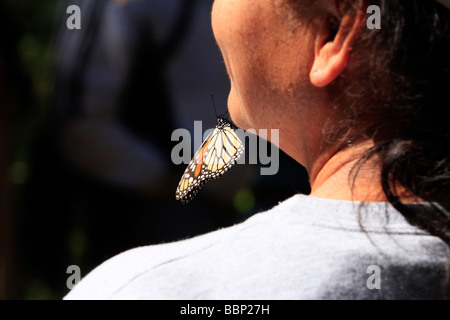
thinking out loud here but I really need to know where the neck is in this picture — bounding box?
[308,139,387,202]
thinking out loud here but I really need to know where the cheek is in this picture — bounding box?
[213,1,313,131]
[225,47,269,131]
[212,0,244,53]
[212,1,265,129]
[226,40,295,131]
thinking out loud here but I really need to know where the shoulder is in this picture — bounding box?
[64,195,449,299]
[63,202,276,300]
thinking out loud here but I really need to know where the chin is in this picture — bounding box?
[227,90,250,130]
[227,104,248,130]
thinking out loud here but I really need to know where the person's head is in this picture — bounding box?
[212,0,450,244]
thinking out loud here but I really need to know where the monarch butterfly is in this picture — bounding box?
[176,116,244,204]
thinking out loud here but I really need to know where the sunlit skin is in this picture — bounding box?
[212,0,415,202]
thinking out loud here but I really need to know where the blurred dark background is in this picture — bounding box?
[0,0,310,299]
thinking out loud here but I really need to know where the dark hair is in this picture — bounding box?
[321,0,450,298]
[330,0,450,246]
[287,0,450,244]
[286,0,450,296]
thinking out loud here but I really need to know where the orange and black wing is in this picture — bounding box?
[176,120,244,203]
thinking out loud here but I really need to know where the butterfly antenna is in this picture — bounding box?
[211,93,219,119]
[211,93,230,120]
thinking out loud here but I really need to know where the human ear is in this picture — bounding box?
[310,6,365,88]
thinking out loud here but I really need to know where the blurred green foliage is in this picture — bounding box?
[6,0,59,159]
[4,0,59,299]
[6,0,58,110]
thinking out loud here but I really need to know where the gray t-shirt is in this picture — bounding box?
[64,195,449,299]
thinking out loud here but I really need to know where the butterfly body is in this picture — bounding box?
[176,116,244,204]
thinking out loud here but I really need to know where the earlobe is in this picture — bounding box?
[310,7,365,88]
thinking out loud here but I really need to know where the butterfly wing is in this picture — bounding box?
[175,130,216,203]
[176,121,244,203]
[205,126,244,178]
